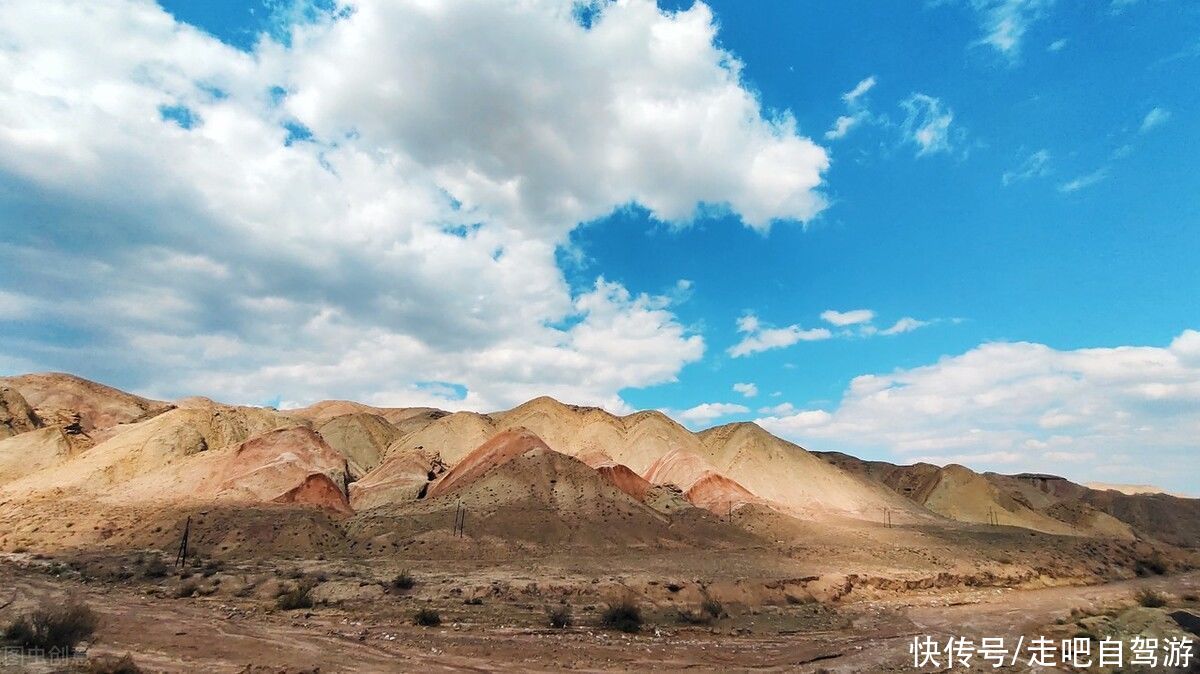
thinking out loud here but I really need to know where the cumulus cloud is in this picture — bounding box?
[820,309,875,327]
[677,401,749,425]
[732,382,758,398]
[1002,149,1051,185]
[900,94,959,157]
[755,330,1200,491]
[727,314,831,357]
[0,0,831,410]
[1140,107,1171,133]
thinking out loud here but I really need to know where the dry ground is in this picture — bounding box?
[0,545,1197,673]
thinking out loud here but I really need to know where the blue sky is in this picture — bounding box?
[1,0,1197,492]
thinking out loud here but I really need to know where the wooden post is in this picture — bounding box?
[174,516,191,567]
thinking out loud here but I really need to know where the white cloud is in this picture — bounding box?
[1058,167,1109,193]
[881,317,930,335]
[728,314,831,357]
[756,330,1200,490]
[1002,149,1051,185]
[0,0,834,410]
[732,382,758,398]
[820,308,875,327]
[1140,107,1171,133]
[825,113,867,141]
[900,94,958,157]
[825,75,876,141]
[757,402,796,416]
[677,402,749,424]
[964,0,1054,59]
[1047,38,1067,52]
[283,0,829,234]
[843,76,877,105]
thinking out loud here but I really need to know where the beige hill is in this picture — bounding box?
[288,399,442,427]
[0,386,40,439]
[2,372,1197,555]
[0,401,289,496]
[642,448,760,514]
[0,427,78,484]
[817,453,1136,539]
[698,424,932,523]
[350,427,752,548]
[315,412,400,478]
[386,398,923,523]
[0,372,172,433]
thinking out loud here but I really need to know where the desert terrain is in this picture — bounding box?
[0,372,1197,672]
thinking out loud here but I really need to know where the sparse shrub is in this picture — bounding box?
[414,607,441,626]
[463,597,483,606]
[547,604,572,628]
[1135,555,1167,577]
[3,599,99,654]
[82,653,143,673]
[276,581,315,610]
[675,608,709,625]
[391,571,415,592]
[1135,588,1167,608]
[174,580,199,599]
[141,557,169,579]
[701,597,725,619]
[600,598,643,633]
[665,583,682,593]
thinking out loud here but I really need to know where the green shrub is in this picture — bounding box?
[600,598,642,633]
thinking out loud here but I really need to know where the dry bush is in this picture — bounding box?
[547,604,572,629]
[174,580,199,599]
[414,607,441,626]
[1135,588,1168,608]
[675,608,710,625]
[390,571,415,592]
[600,597,642,633]
[81,653,142,673]
[701,597,725,619]
[276,581,315,610]
[3,598,98,654]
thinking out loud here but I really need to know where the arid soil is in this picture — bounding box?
[0,553,1197,673]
